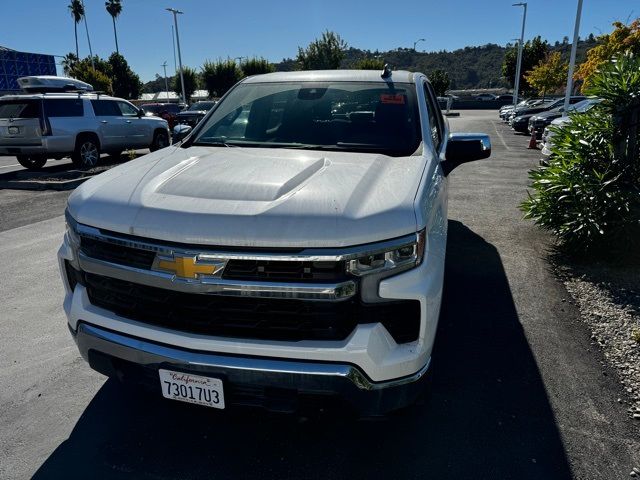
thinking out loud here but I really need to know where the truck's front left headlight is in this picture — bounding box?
[346,230,426,276]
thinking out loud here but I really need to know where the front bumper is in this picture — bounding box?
[72,321,431,414]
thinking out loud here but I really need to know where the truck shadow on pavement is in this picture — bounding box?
[33,220,572,480]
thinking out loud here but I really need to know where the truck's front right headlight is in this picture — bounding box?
[64,208,81,248]
[346,230,425,277]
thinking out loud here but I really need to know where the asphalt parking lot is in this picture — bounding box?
[1,110,638,480]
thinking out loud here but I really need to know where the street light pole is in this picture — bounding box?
[563,0,583,112]
[166,8,187,106]
[161,61,169,102]
[171,24,177,74]
[512,2,527,107]
[413,38,426,52]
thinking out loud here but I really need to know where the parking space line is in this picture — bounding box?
[492,121,511,151]
[0,163,20,169]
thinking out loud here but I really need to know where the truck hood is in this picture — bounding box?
[68,146,426,248]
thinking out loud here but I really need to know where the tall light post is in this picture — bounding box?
[171,24,177,74]
[512,2,527,107]
[413,38,426,52]
[166,8,187,105]
[80,0,95,70]
[563,0,583,112]
[161,61,170,102]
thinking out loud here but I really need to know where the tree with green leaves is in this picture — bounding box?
[524,51,568,99]
[429,69,450,96]
[109,53,142,99]
[576,19,640,90]
[297,31,347,70]
[502,36,549,95]
[105,0,123,54]
[68,0,85,58]
[70,58,113,93]
[240,57,275,77]
[202,59,243,98]
[174,66,199,102]
[354,57,385,70]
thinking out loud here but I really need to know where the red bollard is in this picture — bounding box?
[527,128,538,149]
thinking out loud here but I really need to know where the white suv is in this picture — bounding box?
[0,93,170,169]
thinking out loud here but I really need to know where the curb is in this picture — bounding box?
[0,175,94,191]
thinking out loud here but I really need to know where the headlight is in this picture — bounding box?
[346,230,425,276]
[64,208,80,247]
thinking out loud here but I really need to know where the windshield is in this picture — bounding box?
[190,81,421,157]
[188,102,216,111]
[570,98,602,113]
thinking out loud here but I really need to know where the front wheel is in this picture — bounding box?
[71,137,100,169]
[16,155,47,170]
[150,131,169,152]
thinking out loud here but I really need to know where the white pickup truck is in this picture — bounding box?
[59,68,490,415]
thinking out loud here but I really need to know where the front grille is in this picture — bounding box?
[82,272,420,343]
[80,237,155,270]
[79,236,347,283]
[223,259,348,283]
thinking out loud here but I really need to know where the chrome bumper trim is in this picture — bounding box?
[78,252,357,301]
[73,322,430,391]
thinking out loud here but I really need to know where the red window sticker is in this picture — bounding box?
[380,94,405,105]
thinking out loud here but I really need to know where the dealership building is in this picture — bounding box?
[0,46,57,95]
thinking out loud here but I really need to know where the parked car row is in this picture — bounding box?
[500,96,586,133]
[539,98,602,155]
[497,96,602,158]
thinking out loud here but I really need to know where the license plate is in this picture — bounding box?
[8,126,19,135]
[159,369,225,409]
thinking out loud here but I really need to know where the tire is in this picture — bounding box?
[71,136,100,169]
[150,130,169,152]
[16,155,47,170]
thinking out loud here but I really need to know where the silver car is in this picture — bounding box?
[0,93,170,170]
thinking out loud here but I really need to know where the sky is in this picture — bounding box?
[1,0,636,82]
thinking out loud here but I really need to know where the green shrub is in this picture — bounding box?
[354,57,385,70]
[240,57,275,77]
[202,59,243,98]
[521,52,640,255]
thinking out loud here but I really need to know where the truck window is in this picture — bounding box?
[423,82,444,151]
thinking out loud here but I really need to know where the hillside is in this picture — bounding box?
[143,37,598,93]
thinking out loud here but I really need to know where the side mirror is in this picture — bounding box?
[441,133,491,176]
[173,124,192,142]
[137,108,144,118]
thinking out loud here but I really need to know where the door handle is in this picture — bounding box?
[100,120,108,124]
[125,120,132,124]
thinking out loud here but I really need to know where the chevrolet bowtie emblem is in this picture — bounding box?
[153,254,226,280]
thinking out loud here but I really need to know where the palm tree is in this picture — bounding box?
[61,53,79,76]
[68,0,85,58]
[105,0,123,54]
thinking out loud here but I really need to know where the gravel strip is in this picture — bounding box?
[554,260,640,418]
